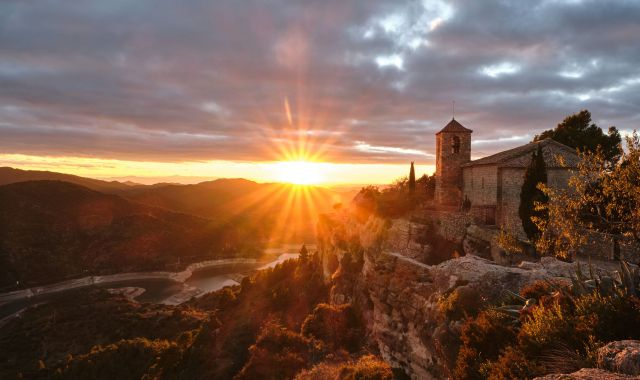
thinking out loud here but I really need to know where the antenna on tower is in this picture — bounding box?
[452,100,455,120]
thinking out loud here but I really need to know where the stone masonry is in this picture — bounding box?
[434,119,579,240]
[434,119,472,206]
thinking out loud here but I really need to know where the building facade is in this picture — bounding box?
[434,119,579,239]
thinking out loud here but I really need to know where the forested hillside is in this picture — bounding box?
[0,181,263,287]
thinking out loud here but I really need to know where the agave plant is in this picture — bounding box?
[493,289,537,326]
[570,259,640,297]
[492,260,639,326]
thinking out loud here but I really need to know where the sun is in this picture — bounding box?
[274,160,324,185]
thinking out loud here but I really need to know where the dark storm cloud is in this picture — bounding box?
[1,0,639,164]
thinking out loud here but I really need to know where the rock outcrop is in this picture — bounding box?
[597,340,640,376]
[320,216,574,378]
[318,213,632,379]
[539,340,640,379]
[354,253,581,379]
[534,368,637,379]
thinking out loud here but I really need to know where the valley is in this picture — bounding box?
[0,248,304,322]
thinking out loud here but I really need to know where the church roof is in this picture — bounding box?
[462,138,580,168]
[436,118,473,135]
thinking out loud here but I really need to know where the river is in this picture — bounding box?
[0,250,304,321]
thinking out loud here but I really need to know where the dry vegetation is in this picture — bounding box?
[453,276,640,379]
[0,251,391,379]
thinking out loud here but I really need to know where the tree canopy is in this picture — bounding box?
[535,132,640,259]
[534,109,621,164]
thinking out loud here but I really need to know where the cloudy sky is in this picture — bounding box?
[1,0,639,184]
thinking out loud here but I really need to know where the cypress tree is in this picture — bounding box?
[519,144,548,242]
[409,161,416,194]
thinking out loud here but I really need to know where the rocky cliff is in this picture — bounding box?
[317,212,626,379]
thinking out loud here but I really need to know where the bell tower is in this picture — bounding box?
[435,118,472,205]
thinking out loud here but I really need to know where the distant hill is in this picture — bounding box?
[121,178,351,243]
[0,181,262,288]
[0,167,142,193]
[0,167,352,282]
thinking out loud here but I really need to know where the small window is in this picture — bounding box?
[452,136,461,154]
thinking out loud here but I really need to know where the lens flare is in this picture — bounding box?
[273,160,324,185]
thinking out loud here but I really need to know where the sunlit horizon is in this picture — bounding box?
[1,153,434,187]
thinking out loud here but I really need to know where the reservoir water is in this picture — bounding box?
[0,250,303,320]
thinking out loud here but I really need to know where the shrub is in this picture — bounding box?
[454,310,517,380]
[573,292,640,343]
[54,338,179,380]
[518,301,582,357]
[235,322,325,380]
[484,346,543,380]
[439,286,483,320]
[520,280,556,301]
[454,273,640,379]
[301,303,365,352]
[519,280,572,310]
[296,355,393,380]
[338,355,394,380]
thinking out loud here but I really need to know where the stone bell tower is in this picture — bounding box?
[435,118,472,206]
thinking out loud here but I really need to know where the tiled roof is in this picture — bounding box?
[462,138,580,168]
[436,118,473,134]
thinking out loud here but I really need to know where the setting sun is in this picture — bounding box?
[273,160,324,185]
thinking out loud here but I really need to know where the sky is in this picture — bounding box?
[1,0,639,185]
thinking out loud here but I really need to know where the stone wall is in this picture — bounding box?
[498,167,574,240]
[498,167,527,238]
[578,231,640,263]
[462,165,498,207]
[384,219,428,260]
[415,210,474,244]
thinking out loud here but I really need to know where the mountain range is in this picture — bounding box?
[0,168,357,287]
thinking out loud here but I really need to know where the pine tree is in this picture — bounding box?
[519,144,548,242]
[299,244,309,261]
[534,109,622,165]
[409,162,416,194]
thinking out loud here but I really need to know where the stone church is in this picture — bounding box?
[434,118,580,239]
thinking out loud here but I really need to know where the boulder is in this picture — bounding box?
[535,368,636,379]
[597,340,640,376]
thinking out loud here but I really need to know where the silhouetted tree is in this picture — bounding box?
[416,174,436,200]
[409,162,416,194]
[519,144,548,242]
[299,244,308,261]
[534,110,622,165]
